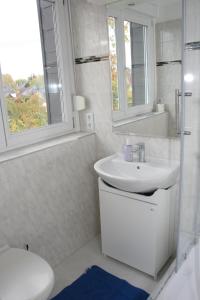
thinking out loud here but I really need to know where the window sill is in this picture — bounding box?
[112,112,167,128]
[0,131,95,164]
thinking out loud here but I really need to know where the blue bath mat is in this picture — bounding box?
[51,265,149,300]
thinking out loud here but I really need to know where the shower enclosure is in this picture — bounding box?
[176,0,200,270]
[150,0,200,298]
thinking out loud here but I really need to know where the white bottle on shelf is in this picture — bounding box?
[156,99,165,113]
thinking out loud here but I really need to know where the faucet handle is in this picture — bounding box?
[135,142,145,149]
[136,143,145,162]
[132,143,144,151]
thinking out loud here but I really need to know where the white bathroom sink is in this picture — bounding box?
[94,153,179,193]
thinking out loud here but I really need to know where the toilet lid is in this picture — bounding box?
[0,248,54,300]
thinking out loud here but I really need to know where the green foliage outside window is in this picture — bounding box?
[108,18,134,112]
[108,17,120,112]
[2,74,48,133]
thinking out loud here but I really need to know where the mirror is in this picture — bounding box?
[107,0,182,138]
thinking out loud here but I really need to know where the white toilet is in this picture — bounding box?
[0,245,55,300]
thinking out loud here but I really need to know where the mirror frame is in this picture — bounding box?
[107,5,156,124]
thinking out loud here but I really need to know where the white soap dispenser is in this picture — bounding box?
[156,99,165,113]
[123,138,133,162]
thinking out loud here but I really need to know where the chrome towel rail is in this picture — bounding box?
[175,89,192,135]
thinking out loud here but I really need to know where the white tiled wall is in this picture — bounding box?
[156,20,182,137]
[157,63,181,137]
[185,0,200,44]
[0,135,99,267]
[156,20,181,62]
[71,0,109,59]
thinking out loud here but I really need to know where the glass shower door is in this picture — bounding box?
[176,0,200,270]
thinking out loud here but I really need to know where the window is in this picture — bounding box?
[0,0,75,151]
[124,21,148,108]
[108,17,120,112]
[107,8,155,122]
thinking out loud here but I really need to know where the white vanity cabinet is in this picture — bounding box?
[98,178,177,278]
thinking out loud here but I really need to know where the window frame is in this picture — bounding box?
[0,0,76,152]
[107,6,156,122]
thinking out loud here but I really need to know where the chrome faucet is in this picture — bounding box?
[133,143,145,162]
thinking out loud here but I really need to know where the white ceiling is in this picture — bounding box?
[87,0,181,22]
[87,0,180,6]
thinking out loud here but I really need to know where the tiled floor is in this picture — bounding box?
[51,236,158,298]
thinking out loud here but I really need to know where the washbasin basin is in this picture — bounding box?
[94,153,179,193]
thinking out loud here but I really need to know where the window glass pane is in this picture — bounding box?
[124,21,133,107]
[39,0,64,125]
[0,0,63,134]
[124,21,148,108]
[108,17,120,112]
